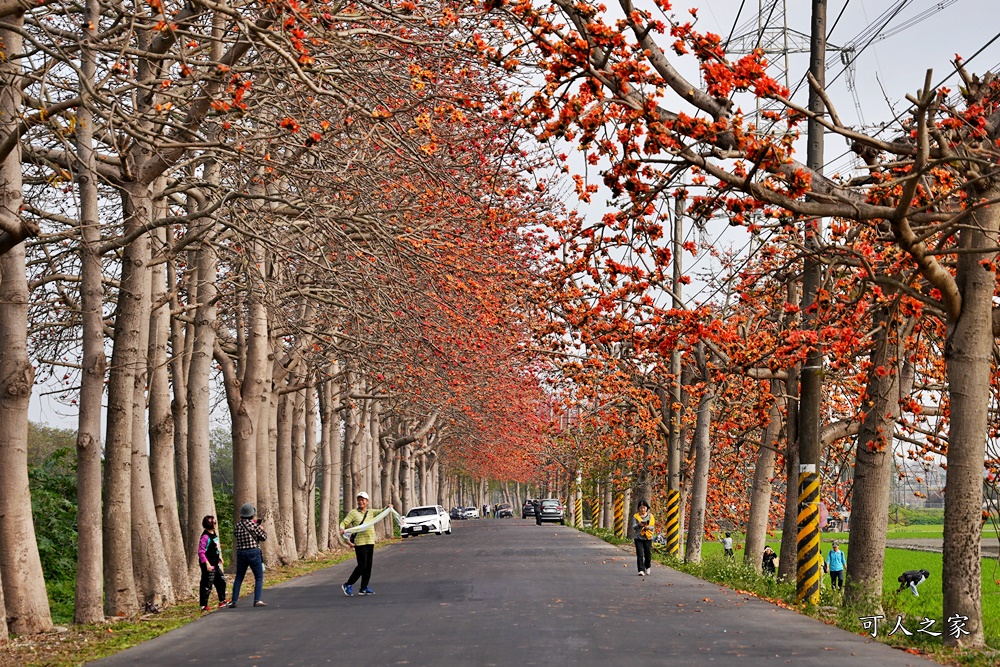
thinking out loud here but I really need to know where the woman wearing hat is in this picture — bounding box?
[340,491,387,596]
[229,502,267,608]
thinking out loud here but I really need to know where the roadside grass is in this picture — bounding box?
[581,527,1000,667]
[0,547,362,667]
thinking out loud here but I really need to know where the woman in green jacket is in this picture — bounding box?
[340,491,387,596]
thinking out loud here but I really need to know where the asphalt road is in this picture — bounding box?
[92,520,942,667]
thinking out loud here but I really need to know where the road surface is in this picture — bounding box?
[92,520,942,666]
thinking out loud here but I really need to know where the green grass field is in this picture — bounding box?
[690,536,1000,652]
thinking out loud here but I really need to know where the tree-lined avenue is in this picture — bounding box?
[92,521,939,666]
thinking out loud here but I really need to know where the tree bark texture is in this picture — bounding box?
[303,383,319,557]
[275,391,298,563]
[149,226,189,599]
[185,234,219,581]
[743,380,784,571]
[0,65,53,629]
[72,0,106,621]
[169,259,191,544]
[291,385,307,556]
[127,203,175,609]
[940,201,999,647]
[778,366,800,580]
[844,310,914,609]
[684,345,714,563]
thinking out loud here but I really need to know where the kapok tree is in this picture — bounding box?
[494,0,1000,645]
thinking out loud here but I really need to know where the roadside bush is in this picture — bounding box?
[29,447,78,624]
[213,487,235,565]
[889,504,945,525]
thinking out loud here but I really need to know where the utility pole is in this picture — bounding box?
[663,190,684,557]
[797,0,826,605]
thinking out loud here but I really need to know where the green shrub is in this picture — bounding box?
[213,487,235,564]
[29,447,78,625]
[889,504,945,526]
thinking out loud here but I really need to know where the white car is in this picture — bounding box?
[400,505,452,537]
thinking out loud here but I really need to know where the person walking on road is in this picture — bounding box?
[824,540,847,590]
[340,491,387,597]
[631,500,655,576]
[198,515,228,611]
[229,503,267,608]
[533,499,542,525]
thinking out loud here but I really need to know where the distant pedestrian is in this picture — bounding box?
[533,499,542,525]
[761,546,777,575]
[825,541,847,590]
[198,515,228,611]
[229,503,267,608]
[896,569,930,596]
[340,491,388,597]
[722,532,734,558]
[631,500,655,576]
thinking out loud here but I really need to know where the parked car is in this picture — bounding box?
[400,505,452,537]
[521,499,536,519]
[495,503,514,519]
[450,506,464,520]
[537,498,565,524]
[462,506,480,519]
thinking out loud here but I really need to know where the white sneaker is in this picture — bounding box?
[645,569,651,575]
[638,571,645,576]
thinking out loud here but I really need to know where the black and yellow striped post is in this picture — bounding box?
[590,496,600,528]
[796,468,822,604]
[664,489,681,556]
[613,492,625,538]
[575,493,583,528]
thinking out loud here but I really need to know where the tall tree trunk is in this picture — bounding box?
[73,0,106,622]
[684,344,714,563]
[291,385,307,556]
[844,310,914,608]
[102,185,155,617]
[185,230,218,580]
[128,199,175,609]
[256,352,277,564]
[380,438,392,510]
[326,373,344,545]
[778,365,800,580]
[342,385,358,504]
[370,399,382,509]
[218,271,269,537]
[352,400,370,498]
[169,257,191,543]
[417,457,427,507]
[0,18,52,630]
[940,202,999,647]
[318,379,333,550]
[390,451,402,509]
[303,382,319,557]
[0,569,6,643]
[400,444,413,514]
[262,358,283,565]
[275,391,298,562]
[743,380,784,570]
[149,227,190,599]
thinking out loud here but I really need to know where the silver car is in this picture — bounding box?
[537,499,565,525]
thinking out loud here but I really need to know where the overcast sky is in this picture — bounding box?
[695,0,1000,175]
